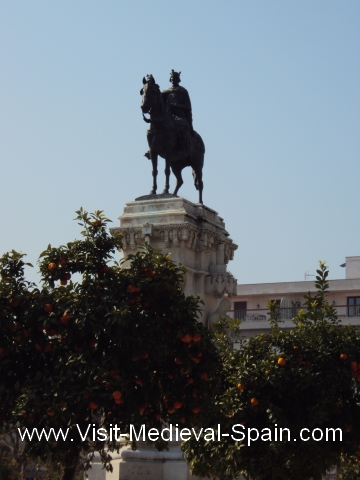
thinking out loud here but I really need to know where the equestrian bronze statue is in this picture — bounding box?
[140,71,205,204]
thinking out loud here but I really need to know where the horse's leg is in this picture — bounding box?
[193,168,203,204]
[192,155,204,204]
[171,161,184,196]
[150,151,158,194]
[163,158,171,194]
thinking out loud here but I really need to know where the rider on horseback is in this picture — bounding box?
[140,71,205,203]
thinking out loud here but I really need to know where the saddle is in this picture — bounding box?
[171,116,191,160]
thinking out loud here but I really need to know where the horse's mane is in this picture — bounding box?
[155,84,166,117]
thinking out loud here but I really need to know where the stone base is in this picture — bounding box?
[86,444,200,480]
[135,193,178,201]
[110,196,237,324]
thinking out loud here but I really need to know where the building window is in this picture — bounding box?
[270,299,281,306]
[347,297,360,317]
[234,301,247,320]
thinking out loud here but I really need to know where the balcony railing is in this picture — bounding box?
[229,306,360,322]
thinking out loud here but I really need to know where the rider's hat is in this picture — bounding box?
[170,70,181,82]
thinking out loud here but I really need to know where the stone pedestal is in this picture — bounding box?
[110,195,237,325]
[87,195,238,480]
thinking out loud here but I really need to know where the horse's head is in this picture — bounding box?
[140,75,162,115]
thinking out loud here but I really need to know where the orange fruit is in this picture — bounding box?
[135,378,143,385]
[350,361,357,371]
[47,408,55,416]
[59,257,67,266]
[174,401,182,409]
[187,378,194,384]
[199,372,208,380]
[181,334,192,343]
[237,383,246,390]
[174,358,183,365]
[47,262,57,271]
[168,408,175,414]
[277,358,286,367]
[44,304,53,313]
[112,391,122,400]
[192,406,200,414]
[192,333,201,342]
[60,279,67,286]
[92,220,102,228]
[89,401,98,410]
[60,313,70,324]
[293,346,299,350]
[250,398,259,406]
[340,353,348,361]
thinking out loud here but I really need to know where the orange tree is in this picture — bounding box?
[0,209,221,480]
[182,262,360,480]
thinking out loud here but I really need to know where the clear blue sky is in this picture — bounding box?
[1,1,359,285]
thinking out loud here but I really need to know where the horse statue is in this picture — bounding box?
[140,74,205,204]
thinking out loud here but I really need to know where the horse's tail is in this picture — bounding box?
[192,169,199,190]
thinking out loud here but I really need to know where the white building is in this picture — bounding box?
[229,256,360,338]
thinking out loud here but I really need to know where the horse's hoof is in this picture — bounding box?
[150,190,157,195]
[162,190,169,194]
